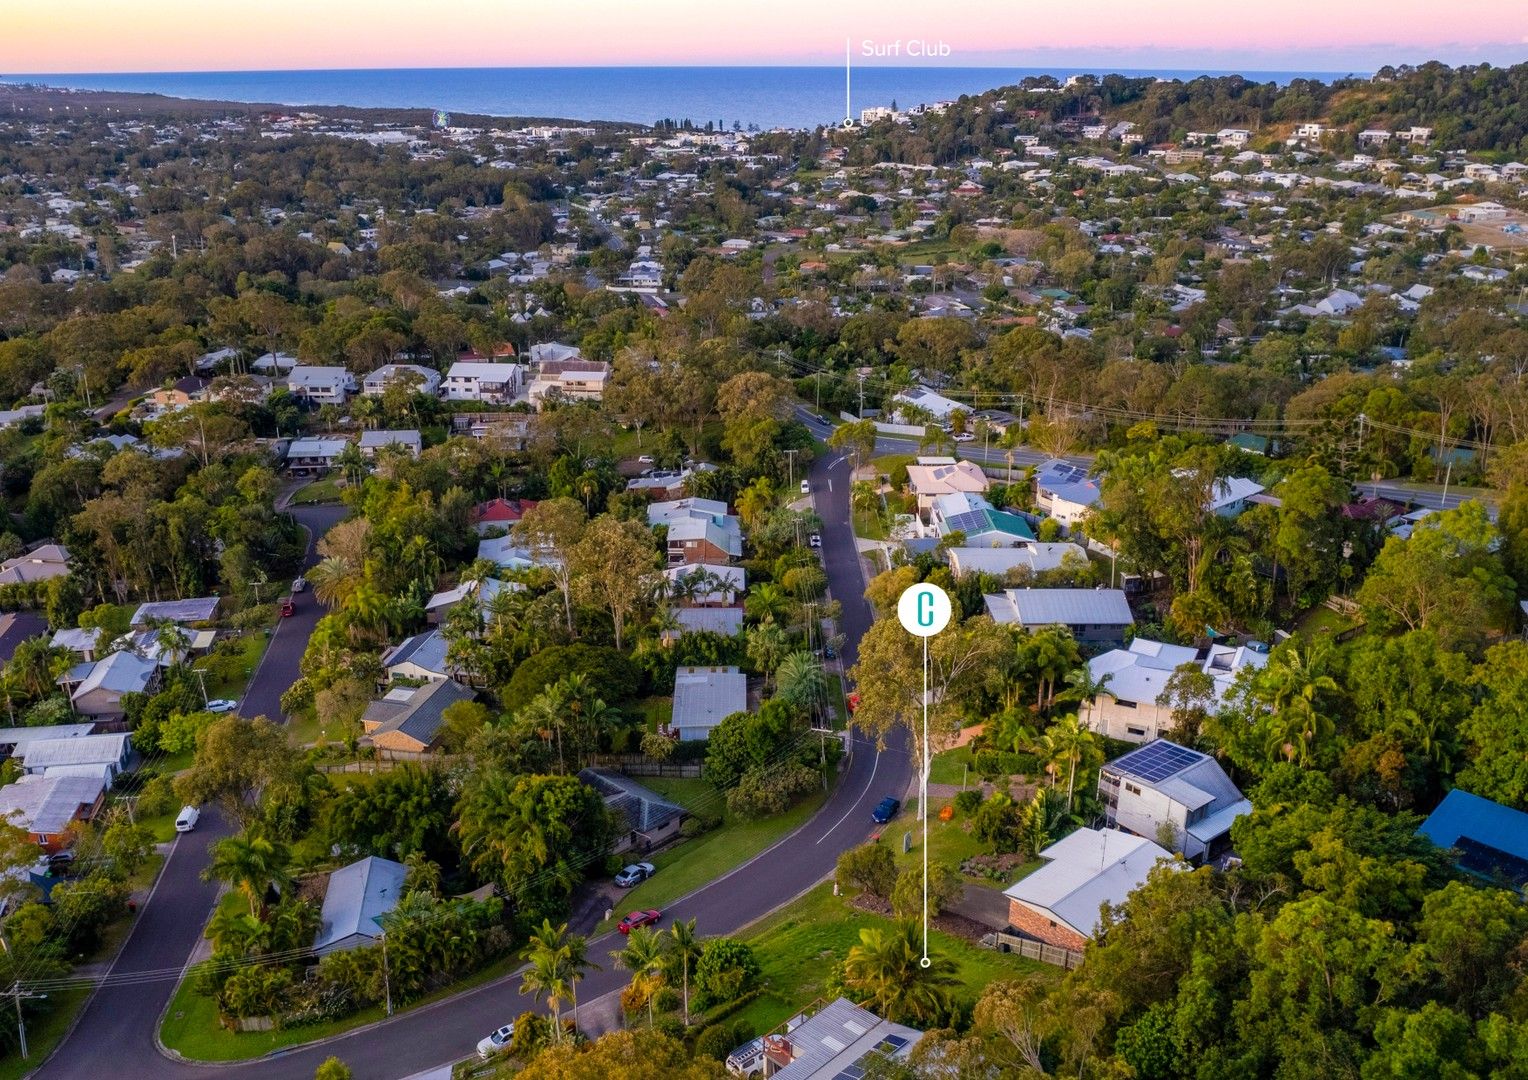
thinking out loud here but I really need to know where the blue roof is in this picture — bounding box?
[1417,790,1528,886]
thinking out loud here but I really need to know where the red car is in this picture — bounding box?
[617,909,662,935]
[279,596,295,617]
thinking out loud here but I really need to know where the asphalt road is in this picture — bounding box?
[37,473,913,1079]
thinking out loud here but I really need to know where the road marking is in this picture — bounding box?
[827,478,832,492]
[815,742,880,845]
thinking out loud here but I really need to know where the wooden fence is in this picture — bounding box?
[981,932,1084,970]
[588,754,703,778]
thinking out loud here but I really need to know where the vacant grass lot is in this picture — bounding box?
[597,777,827,933]
[733,882,1057,1037]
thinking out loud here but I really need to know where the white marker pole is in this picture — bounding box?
[845,37,851,124]
[896,583,951,969]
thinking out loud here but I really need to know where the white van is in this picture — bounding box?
[175,806,200,833]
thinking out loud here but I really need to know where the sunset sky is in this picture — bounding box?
[8,0,1526,73]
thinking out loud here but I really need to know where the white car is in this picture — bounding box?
[204,699,237,714]
[800,480,811,495]
[809,534,823,549]
[175,806,200,833]
[614,862,656,887]
[291,577,308,593]
[953,432,976,442]
[637,455,654,465]
[477,1023,515,1059]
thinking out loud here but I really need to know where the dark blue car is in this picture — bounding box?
[871,796,901,824]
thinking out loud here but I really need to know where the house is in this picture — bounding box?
[755,997,924,1079]
[443,361,524,403]
[131,596,220,627]
[424,577,519,624]
[664,563,746,606]
[647,498,744,565]
[526,360,610,407]
[1203,476,1265,517]
[984,588,1132,643]
[470,498,538,535]
[15,733,133,781]
[669,607,746,639]
[381,629,456,682]
[358,429,422,459]
[359,677,476,755]
[251,352,298,374]
[1003,828,1173,949]
[48,628,102,663]
[286,366,356,403]
[1099,740,1251,863]
[930,492,1035,547]
[905,457,990,516]
[0,773,107,852]
[0,724,96,763]
[1416,789,1528,890]
[147,376,209,413]
[285,436,350,475]
[1086,638,1268,743]
[0,612,47,666]
[0,544,71,585]
[362,363,441,397]
[66,650,159,717]
[946,543,1088,579]
[578,768,686,854]
[452,413,533,449]
[1033,460,1100,527]
[313,856,408,955]
[670,665,747,741]
[890,385,966,424]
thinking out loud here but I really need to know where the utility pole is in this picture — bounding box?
[857,372,866,419]
[381,931,392,1016]
[3,984,42,1059]
[783,449,799,492]
[192,668,209,706]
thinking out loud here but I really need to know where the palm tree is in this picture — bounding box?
[307,555,357,609]
[744,584,792,625]
[612,925,666,1029]
[746,620,792,692]
[775,651,829,717]
[1039,714,1102,814]
[203,832,293,918]
[519,681,572,772]
[666,918,702,1024]
[841,920,959,1026]
[521,919,575,1044]
[1058,666,1113,732]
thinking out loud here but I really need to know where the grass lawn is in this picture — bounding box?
[161,894,526,1063]
[881,795,995,882]
[732,882,1057,1038]
[636,696,673,734]
[291,478,342,505]
[596,778,828,933]
[0,987,90,1080]
[928,746,977,788]
[852,508,890,541]
[193,632,270,701]
[1292,604,1359,641]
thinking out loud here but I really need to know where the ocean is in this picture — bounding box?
[0,66,1354,130]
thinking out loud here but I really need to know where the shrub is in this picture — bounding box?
[136,774,177,817]
[835,841,897,899]
[654,986,681,1014]
[654,1015,685,1040]
[695,1021,746,1061]
[693,939,762,1010]
[953,789,983,816]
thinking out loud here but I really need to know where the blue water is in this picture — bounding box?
[0,67,1353,130]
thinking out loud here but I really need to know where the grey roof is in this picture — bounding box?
[314,856,408,953]
[1004,828,1173,938]
[0,773,105,837]
[673,607,745,636]
[947,543,1087,577]
[130,596,220,626]
[985,588,1132,628]
[71,650,156,699]
[360,677,475,749]
[671,666,747,737]
[359,429,422,451]
[0,723,95,749]
[578,768,686,833]
[1106,741,1244,811]
[383,629,453,677]
[0,612,47,664]
[16,734,129,770]
[769,997,924,1079]
[1035,459,1101,507]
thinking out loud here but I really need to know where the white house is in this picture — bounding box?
[286,437,350,475]
[1033,460,1101,528]
[443,362,524,403]
[1004,828,1173,949]
[287,366,356,403]
[890,385,966,425]
[1099,740,1251,862]
[1086,637,1269,743]
[362,363,441,397]
[358,430,422,458]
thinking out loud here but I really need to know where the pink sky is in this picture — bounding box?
[7,0,1526,72]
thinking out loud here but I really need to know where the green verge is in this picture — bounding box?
[732,881,1058,1037]
[597,778,827,933]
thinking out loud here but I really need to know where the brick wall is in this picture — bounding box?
[1007,900,1089,951]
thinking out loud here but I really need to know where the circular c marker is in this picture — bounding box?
[897,583,952,638]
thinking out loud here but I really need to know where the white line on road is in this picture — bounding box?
[815,743,880,845]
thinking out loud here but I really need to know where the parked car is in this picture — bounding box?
[477,1023,515,1059]
[279,596,295,617]
[618,909,662,934]
[175,806,201,833]
[800,480,811,495]
[291,577,307,593]
[614,862,656,888]
[954,432,976,442]
[637,455,654,465]
[871,796,901,824]
[204,699,237,714]
[809,533,822,548]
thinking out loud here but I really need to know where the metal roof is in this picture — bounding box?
[1418,790,1528,886]
[671,666,747,738]
[130,596,220,626]
[988,588,1132,628]
[314,856,408,954]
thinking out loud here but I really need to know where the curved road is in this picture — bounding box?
[39,461,914,1079]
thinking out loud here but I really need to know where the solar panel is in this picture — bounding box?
[881,1034,909,1050]
[1119,740,1201,783]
